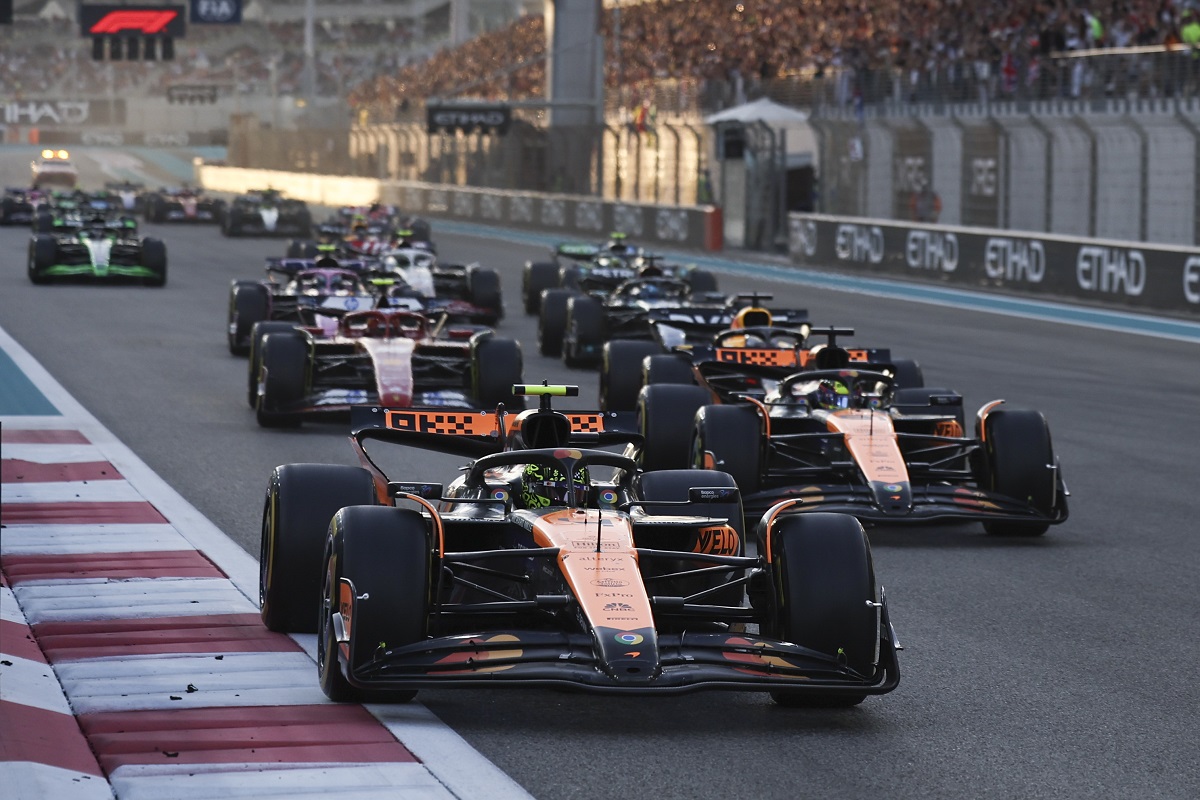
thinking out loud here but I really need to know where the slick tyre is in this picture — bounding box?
[248,322,299,409]
[28,235,57,284]
[563,295,604,368]
[600,340,661,413]
[228,282,270,355]
[259,463,377,634]
[256,331,308,428]
[636,468,746,547]
[685,268,718,294]
[643,354,696,387]
[473,336,525,409]
[889,358,924,390]
[692,404,762,495]
[318,506,430,703]
[980,407,1058,537]
[635,469,745,606]
[766,513,879,708]
[467,268,503,323]
[538,288,575,358]
[637,384,711,472]
[140,238,168,287]
[559,265,582,291]
[523,261,559,314]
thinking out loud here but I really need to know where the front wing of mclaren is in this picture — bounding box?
[739,481,1069,527]
[336,626,899,697]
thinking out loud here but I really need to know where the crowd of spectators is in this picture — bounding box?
[6,1,1200,114]
[349,0,1200,120]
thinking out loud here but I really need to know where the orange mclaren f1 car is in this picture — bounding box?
[258,384,900,706]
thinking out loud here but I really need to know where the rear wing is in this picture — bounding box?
[692,345,894,371]
[556,242,602,261]
[264,257,371,277]
[350,403,640,460]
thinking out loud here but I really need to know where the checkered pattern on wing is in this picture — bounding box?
[385,410,494,435]
[566,414,604,433]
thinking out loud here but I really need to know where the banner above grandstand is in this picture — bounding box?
[190,0,241,24]
[426,104,512,136]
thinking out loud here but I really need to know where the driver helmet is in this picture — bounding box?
[520,463,590,508]
[606,232,636,256]
[810,379,851,410]
[732,306,772,329]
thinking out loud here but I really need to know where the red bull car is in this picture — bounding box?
[258,384,900,706]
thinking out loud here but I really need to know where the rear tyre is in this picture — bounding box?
[559,265,582,291]
[318,506,429,703]
[467,268,503,323]
[522,261,559,314]
[635,469,745,607]
[637,384,711,472]
[980,408,1057,536]
[643,354,695,386]
[692,404,762,495]
[140,238,168,287]
[143,195,162,223]
[473,336,525,409]
[636,468,746,548]
[538,288,575,357]
[28,235,57,284]
[563,295,604,368]
[256,331,308,428]
[685,268,718,294]
[890,358,924,390]
[766,513,879,708]
[259,463,377,633]
[600,340,661,412]
[228,282,270,355]
[248,321,299,408]
[222,210,243,237]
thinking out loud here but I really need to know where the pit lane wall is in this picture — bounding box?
[195,164,724,251]
[788,213,1200,316]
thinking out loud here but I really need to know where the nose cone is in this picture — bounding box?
[869,480,913,515]
[596,627,660,685]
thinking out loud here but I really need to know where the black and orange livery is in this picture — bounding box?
[260,384,900,705]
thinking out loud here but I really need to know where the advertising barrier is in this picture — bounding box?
[789,213,1200,316]
[379,183,722,251]
[195,163,724,251]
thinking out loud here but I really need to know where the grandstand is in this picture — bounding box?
[0,0,539,99]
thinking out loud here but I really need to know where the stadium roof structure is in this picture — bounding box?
[704,96,809,125]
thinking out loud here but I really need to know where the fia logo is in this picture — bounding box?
[195,0,241,24]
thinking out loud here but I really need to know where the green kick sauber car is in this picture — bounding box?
[27,215,168,286]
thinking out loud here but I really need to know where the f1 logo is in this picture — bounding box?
[80,5,187,37]
[90,9,178,34]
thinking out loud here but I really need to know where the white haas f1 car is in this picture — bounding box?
[258,385,900,706]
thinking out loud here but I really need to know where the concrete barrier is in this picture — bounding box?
[195,164,724,251]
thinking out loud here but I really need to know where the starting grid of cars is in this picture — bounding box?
[10,163,1072,709]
